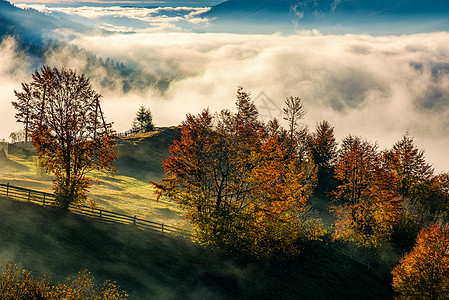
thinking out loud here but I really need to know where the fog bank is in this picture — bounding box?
[1,31,449,171]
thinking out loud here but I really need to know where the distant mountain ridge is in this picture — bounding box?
[202,0,449,34]
[205,0,449,20]
[0,0,170,94]
[0,0,91,46]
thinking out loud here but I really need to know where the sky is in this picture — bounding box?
[2,1,449,172]
[9,0,222,7]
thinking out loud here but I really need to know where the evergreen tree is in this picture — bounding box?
[132,105,154,133]
[308,120,338,192]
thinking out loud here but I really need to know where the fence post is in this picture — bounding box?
[99,210,102,221]
[161,223,164,233]
[133,215,136,227]
[43,194,46,205]
[6,182,9,197]
[28,189,31,202]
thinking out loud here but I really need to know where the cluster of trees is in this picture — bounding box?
[11,66,448,298]
[153,88,325,258]
[154,87,449,297]
[9,130,26,143]
[329,134,449,250]
[303,112,449,299]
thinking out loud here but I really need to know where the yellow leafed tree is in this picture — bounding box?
[392,224,449,299]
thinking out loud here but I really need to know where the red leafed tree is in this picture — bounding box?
[384,134,434,200]
[12,66,117,209]
[392,224,449,299]
[152,87,320,258]
[332,136,401,247]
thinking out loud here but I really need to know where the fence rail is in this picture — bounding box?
[0,184,391,277]
[0,183,192,238]
[114,129,136,138]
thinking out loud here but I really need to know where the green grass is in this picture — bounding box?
[0,196,216,299]
[0,128,186,228]
[114,127,181,183]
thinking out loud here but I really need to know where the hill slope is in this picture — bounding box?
[0,1,168,93]
[0,0,90,46]
[0,130,395,299]
[0,196,393,299]
[114,127,182,182]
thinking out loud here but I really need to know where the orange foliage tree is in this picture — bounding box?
[12,66,117,209]
[332,136,401,247]
[392,224,449,299]
[384,134,434,200]
[152,87,321,258]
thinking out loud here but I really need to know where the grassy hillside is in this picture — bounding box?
[0,128,395,299]
[0,195,393,299]
[114,127,181,182]
[0,128,185,227]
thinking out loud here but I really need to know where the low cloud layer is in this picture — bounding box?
[72,31,449,172]
[11,0,222,6]
[1,29,449,171]
[0,37,34,140]
[16,4,212,32]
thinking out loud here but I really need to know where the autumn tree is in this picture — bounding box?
[12,66,117,209]
[132,105,154,133]
[428,172,449,213]
[332,136,401,247]
[392,224,449,300]
[384,134,434,200]
[384,134,448,247]
[152,87,320,258]
[308,120,338,192]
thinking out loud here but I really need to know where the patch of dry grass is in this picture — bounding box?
[0,148,186,229]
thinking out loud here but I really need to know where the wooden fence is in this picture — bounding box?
[0,183,192,238]
[114,127,171,138]
[0,184,393,278]
[114,129,136,138]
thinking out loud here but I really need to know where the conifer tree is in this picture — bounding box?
[132,105,154,133]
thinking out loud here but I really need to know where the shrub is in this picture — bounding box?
[0,261,128,300]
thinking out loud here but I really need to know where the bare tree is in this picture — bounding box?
[283,96,307,142]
